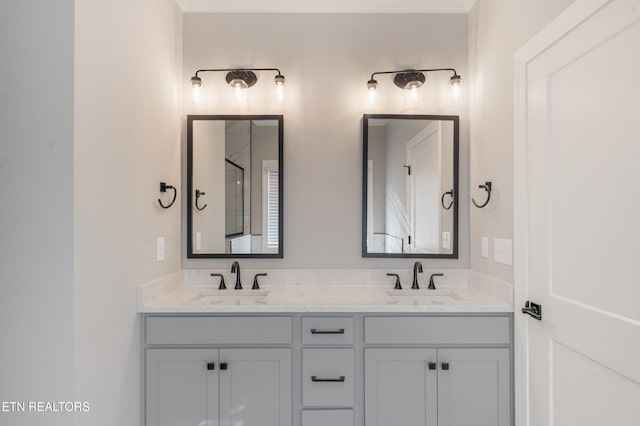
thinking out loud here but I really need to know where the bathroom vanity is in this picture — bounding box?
[140,279,513,426]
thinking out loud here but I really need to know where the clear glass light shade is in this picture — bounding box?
[450,75,462,100]
[192,85,201,103]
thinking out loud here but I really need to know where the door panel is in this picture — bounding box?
[146,349,219,426]
[364,348,437,426]
[407,122,441,253]
[437,348,510,426]
[517,1,640,425]
[219,348,291,426]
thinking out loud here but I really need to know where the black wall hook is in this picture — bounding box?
[441,189,454,210]
[195,189,207,211]
[472,181,492,208]
[158,182,177,209]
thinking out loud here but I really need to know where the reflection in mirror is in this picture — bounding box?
[188,115,283,258]
[363,114,458,258]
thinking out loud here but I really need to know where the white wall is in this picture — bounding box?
[193,120,226,252]
[468,0,574,282]
[74,0,182,425]
[0,1,75,425]
[182,13,470,270]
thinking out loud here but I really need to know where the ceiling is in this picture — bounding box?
[177,0,475,14]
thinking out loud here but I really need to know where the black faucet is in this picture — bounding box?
[210,273,226,290]
[252,273,267,290]
[387,273,402,290]
[428,273,444,290]
[231,261,242,290]
[412,261,423,289]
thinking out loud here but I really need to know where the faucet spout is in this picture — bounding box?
[231,261,242,290]
[428,273,444,290]
[412,261,423,289]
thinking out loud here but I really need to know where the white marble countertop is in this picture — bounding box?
[138,270,513,313]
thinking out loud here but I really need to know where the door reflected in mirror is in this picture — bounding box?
[188,115,283,258]
[363,114,458,258]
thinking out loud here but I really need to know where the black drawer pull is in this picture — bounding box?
[441,362,450,371]
[220,362,228,371]
[310,328,345,334]
[428,362,437,370]
[207,362,215,371]
[311,375,346,382]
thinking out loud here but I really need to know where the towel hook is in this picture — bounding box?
[195,189,207,211]
[158,182,177,209]
[471,181,492,208]
[441,189,454,210]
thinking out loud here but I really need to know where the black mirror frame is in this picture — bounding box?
[187,115,284,258]
[362,114,459,259]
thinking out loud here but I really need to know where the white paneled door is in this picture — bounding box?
[514,0,640,425]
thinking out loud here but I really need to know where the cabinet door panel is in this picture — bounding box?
[146,349,219,426]
[438,348,510,426]
[219,348,291,426]
[365,348,437,426]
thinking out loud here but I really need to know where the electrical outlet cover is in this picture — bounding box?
[494,238,512,265]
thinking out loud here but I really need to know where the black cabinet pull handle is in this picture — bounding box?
[310,328,345,334]
[311,376,345,382]
[220,362,228,371]
[428,362,437,370]
[441,362,450,370]
[207,362,215,371]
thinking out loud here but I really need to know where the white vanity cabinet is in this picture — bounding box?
[143,313,511,426]
[144,316,292,426]
[364,316,511,426]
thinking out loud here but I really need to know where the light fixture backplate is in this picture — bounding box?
[393,71,425,89]
[225,70,258,87]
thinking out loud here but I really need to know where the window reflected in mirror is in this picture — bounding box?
[188,115,283,258]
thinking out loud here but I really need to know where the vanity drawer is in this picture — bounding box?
[302,409,353,426]
[303,349,354,407]
[364,316,510,345]
[146,316,292,345]
[302,317,354,345]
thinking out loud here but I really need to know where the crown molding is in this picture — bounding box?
[181,0,472,14]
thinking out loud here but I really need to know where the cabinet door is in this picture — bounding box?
[146,348,219,426]
[365,348,438,426]
[219,348,292,426]
[437,348,510,426]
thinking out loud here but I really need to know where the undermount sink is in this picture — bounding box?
[193,289,270,301]
[385,289,465,301]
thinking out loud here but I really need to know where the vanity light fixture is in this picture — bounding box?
[366,68,461,97]
[190,68,286,102]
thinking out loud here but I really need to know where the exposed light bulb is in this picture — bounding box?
[408,86,418,102]
[368,88,376,103]
[234,84,243,100]
[276,84,284,101]
[192,85,201,103]
[451,83,461,100]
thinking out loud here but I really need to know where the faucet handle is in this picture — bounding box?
[252,273,267,290]
[211,273,226,290]
[428,273,444,290]
[387,273,402,290]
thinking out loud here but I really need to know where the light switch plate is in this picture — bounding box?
[156,237,165,262]
[494,238,513,265]
[481,237,489,258]
[442,231,451,250]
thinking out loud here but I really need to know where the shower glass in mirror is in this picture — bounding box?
[188,115,283,258]
[362,114,458,258]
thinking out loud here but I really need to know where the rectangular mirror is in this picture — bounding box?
[362,114,458,258]
[187,115,283,258]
